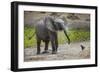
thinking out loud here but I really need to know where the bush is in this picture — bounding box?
[24,26,37,48]
[68,29,90,42]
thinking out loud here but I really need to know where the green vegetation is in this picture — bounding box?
[68,29,90,42]
[24,26,90,48]
[58,29,90,44]
[24,26,37,48]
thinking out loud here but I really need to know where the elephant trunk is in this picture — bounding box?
[63,29,70,44]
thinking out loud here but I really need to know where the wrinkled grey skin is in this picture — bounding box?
[35,16,70,54]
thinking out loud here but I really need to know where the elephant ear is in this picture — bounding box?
[44,16,56,32]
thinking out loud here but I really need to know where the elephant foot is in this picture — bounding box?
[37,52,40,55]
[42,51,49,54]
[52,51,57,54]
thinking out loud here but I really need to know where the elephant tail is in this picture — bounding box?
[28,32,36,40]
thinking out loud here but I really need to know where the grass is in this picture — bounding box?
[24,26,90,48]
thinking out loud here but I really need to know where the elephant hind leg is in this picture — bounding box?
[42,40,49,54]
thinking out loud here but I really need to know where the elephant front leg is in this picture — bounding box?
[37,39,41,54]
[55,34,58,52]
[42,40,49,54]
[50,32,57,54]
[51,41,57,54]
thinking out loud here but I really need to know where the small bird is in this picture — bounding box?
[80,45,85,51]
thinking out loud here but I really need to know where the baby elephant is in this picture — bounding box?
[35,16,70,54]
